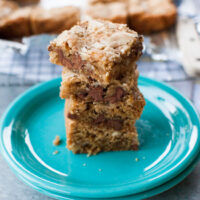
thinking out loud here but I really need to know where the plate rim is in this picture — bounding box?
[7,147,200,200]
[0,76,200,198]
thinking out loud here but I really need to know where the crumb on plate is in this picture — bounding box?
[53,135,61,146]
[53,150,59,155]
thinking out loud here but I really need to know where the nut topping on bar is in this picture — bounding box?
[49,20,140,62]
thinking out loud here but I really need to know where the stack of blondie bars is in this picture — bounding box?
[48,20,145,155]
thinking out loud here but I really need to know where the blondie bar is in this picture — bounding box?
[30,6,80,35]
[65,112,139,155]
[86,0,127,24]
[60,65,139,100]
[48,20,143,84]
[88,0,126,4]
[49,20,145,155]
[65,93,144,131]
[11,0,40,6]
[0,5,80,38]
[0,0,18,20]
[0,7,32,38]
[128,0,177,34]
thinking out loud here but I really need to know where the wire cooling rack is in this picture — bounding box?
[0,48,61,86]
[0,34,199,113]
[0,28,199,85]
[0,44,198,85]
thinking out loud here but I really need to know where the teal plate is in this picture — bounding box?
[13,151,200,200]
[0,76,200,199]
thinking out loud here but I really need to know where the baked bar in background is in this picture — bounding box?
[0,7,32,38]
[86,0,127,24]
[88,0,125,4]
[9,0,40,6]
[30,6,80,35]
[86,0,177,34]
[0,0,18,20]
[128,0,177,34]
[0,5,80,38]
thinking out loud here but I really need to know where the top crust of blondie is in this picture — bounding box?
[48,20,143,83]
[49,20,140,62]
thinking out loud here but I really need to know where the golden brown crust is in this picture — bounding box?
[30,6,80,35]
[128,0,177,34]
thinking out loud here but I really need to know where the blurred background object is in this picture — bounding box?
[0,0,19,20]
[0,2,198,76]
[0,0,199,99]
[176,0,200,76]
[0,0,80,39]
[86,0,128,24]
[10,0,40,6]
[0,0,199,108]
